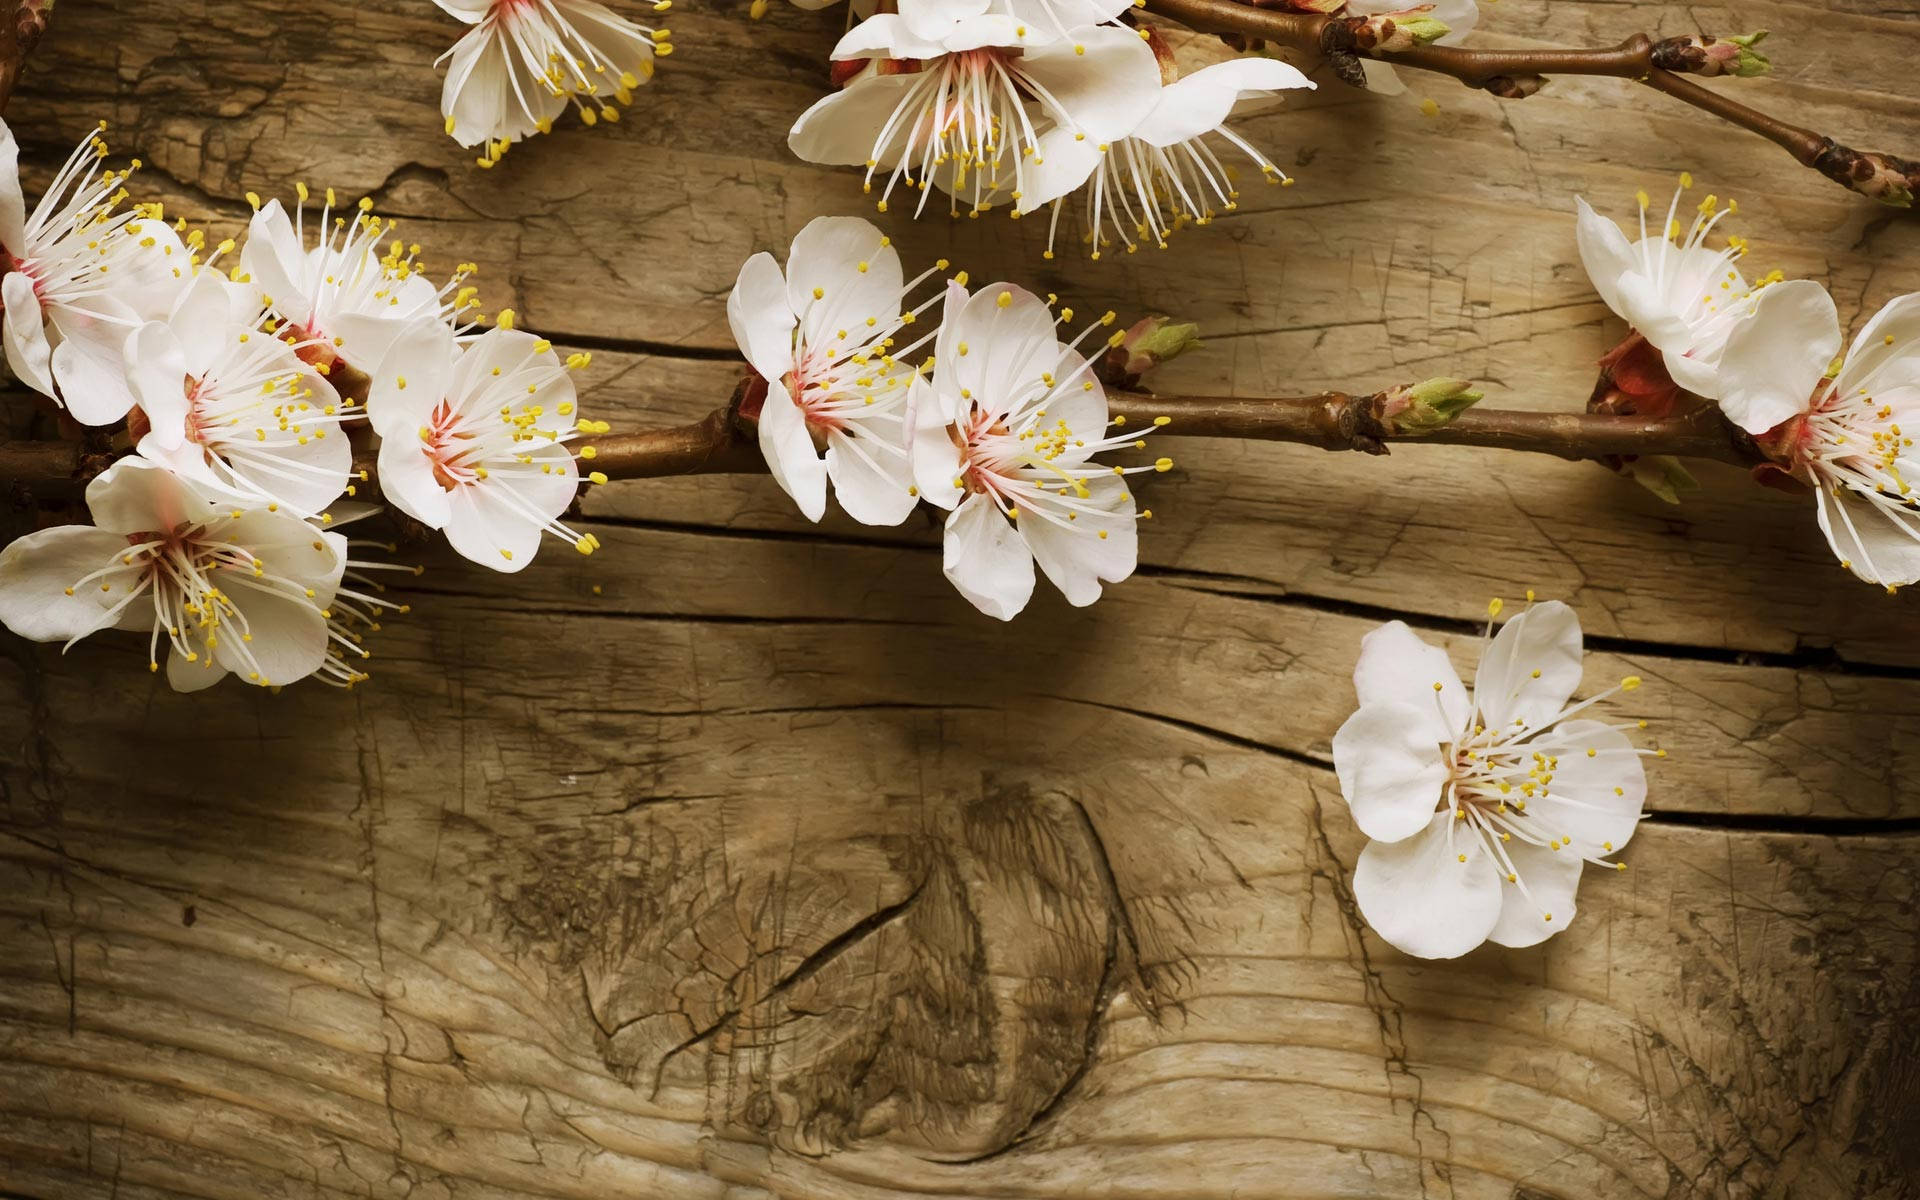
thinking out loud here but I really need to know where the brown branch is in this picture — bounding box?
[0,1,52,116]
[0,388,1766,508]
[1142,0,1920,207]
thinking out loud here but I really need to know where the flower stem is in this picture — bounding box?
[1141,0,1919,207]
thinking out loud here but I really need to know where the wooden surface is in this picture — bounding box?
[4,1,1919,1197]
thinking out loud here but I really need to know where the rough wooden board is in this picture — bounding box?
[3,0,1920,1198]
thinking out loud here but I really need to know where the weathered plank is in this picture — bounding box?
[3,0,1919,1197]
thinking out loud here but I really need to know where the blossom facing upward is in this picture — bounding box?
[236,189,479,379]
[126,269,352,517]
[434,0,669,167]
[1715,284,1920,590]
[0,118,185,426]
[1331,600,1651,959]
[727,216,942,525]
[911,281,1167,619]
[0,459,348,692]
[365,318,599,572]
[789,10,1162,220]
[1025,57,1313,259]
[1576,177,1767,399]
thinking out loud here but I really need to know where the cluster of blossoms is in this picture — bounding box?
[0,119,608,690]
[1576,176,1920,591]
[1332,598,1653,958]
[728,214,1173,617]
[433,0,673,168]
[785,0,1325,259]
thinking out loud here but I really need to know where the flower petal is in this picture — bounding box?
[50,332,140,427]
[900,0,991,40]
[1352,620,1469,743]
[1131,57,1314,148]
[1527,718,1646,853]
[825,425,918,525]
[375,433,455,530]
[785,216,903,346]
[1715,279,1840,434]
[0,118,26,254]
[85,457,220,535]
[909,375,965,510]
[1472,600,1584,732]
[1352,811,1504,959]
[167,269,244,374]
[944,490,1034,619]
[215,577,332,686]
[727,251,798,386]
[1815,481,1920,588]
[1836,292,1920,399]
[1485,839,1583,949]
[942,283,1057,418]
[789,72,924,166]
[365,320,458,439]
[1574,197,1635,320]
[237,199,313,325]
[1015,126,1102,213]
[167,644,230,693]
[1332,701,1450,844]
[1016,25,1161,142]
[1022,472,1136,606]
[0,526,140,644]
[124,322,191,451]
[758,381,829,521]
[2,271,55,398]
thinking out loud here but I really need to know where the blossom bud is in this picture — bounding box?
[1651,31,1771,78]
[1376,378,1483,434]
[1096,316,1202,391]
[1813,141,1918,209]
[1348,8,1452,54]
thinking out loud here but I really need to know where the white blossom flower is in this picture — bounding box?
[237,187,479,378]
[910,281,1167,618]
[1345,0,1478,95]
[727,216,945,525]
[1023,57,1312,258]
[434,0,668,167]
[788,12,1161,219]
[1575,176,1769,399]
[126,268,352,517]
[0,458,348,691]
[1330,600,1651,959]
[365,318,598,572]
[0,118,185,426]
[1714,284,1920,589]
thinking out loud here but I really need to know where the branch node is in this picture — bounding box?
[1811,138,1918,208]
[1481,73,1548,99]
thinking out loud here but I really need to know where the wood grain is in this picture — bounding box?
[2,0,1918,1197]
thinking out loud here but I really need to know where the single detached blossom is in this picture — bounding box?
[435,0,669,167]
[1025,57,1312,258]
[0,118,185,425]
[237,188,478,378]
[366,318,599,572]
[126,269,351,517]
[789,8,1161,219]
[1330,600,1650,958]
[0,458,348,691]
[728,216,944,525]
[1576,176,1769,399]
[1345,0,1477,95]
[1715,284,1920,589]
[911,281,1167,618]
